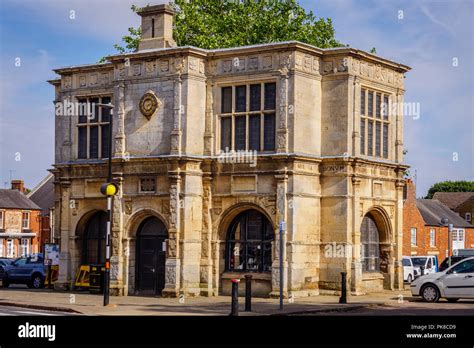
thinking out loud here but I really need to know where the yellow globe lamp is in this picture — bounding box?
[100,182,118,196]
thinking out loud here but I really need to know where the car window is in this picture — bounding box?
[427,258,432,268]
[451,259,474,274]
[411,257,427,266]
[402,259,411,266]
[13,258,27,267]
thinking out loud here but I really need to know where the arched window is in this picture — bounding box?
[225,210,273,272]
[83,211,107,264]
[360,213,380,272]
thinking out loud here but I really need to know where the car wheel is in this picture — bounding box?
[421,284,440,302]
[447,298,459,303]
[407,274,413,283]
[30,274,44,289]
[1,279,9,288]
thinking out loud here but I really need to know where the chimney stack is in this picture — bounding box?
[405,178,416,201]
[138,4,177,50]
[11,180,25,193]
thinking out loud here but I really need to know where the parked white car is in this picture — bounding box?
[402,257,417,283]
[411,256,474,302]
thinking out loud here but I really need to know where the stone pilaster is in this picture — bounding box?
[162,172,181,297]
[352,77,361,157]
[277,58,290,153]
[200,175,214,296]
[395,89,404,163]
[351,175,363,293]
[114,80,126,157]
[394,176,405,289]
[204,82,214,156]
[271,174,288,297]
[56,179,72,291]
[171,58,184,155]
[110,175,124,295]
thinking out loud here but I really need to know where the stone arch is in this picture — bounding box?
[360,206,394,290]
[74,209,107,266]
[124,209,169,295]
[125,209,169,239]
[214,203,276,297]
[365,206,392,245]
[214,202,276,241]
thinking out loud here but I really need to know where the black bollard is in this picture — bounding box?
[420,265,425,276]
[245,275,252,312]
[339,271,347,304]
[230,279,240,316]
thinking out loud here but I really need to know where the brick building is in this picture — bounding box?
[433,192,474,225]
[403,180,474,263]
[50,4,410,297]
[27,174,56,253]
[0,181,42,258]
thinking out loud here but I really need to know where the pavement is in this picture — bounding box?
[0,305,77,316]
[0,285,420,316]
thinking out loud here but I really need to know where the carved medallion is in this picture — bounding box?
[139,91,161,119]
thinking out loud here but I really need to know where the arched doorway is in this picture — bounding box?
[360,213,380,272]
[225,209,273,273]
[136,217,168,295]
[82,211,107,264]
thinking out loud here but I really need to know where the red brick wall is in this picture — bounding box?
[403,179,427,256]
[403,180,474,263]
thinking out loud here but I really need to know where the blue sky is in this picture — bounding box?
[0,0,472,196]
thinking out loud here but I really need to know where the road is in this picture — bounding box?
[303,298,474,316]
[0,305,76,316]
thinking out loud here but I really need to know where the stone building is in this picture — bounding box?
[49,4,410,297]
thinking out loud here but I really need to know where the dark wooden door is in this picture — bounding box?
[136,217,168,295]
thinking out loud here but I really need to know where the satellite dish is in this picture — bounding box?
[440,218,449,225]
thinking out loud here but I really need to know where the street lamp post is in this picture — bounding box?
[441,218,453,268]
[96,102,115,307]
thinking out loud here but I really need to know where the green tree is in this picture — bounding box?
[425,181,474,199]
[111,1,343,54]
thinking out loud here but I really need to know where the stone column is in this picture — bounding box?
[162,172,181,297]
[351,175,363,293]
[200,175,214,296]
[171,58,184,156]
[114,80,126,157]
[271,174,288,297]
[110,175,124,296]
[56,179,72,290]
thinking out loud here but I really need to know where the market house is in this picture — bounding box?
[49,4,410,297]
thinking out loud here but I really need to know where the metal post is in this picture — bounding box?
[48,265,53,289]
[279,221,286,310]
[104,195,112,306]
[230,279,239,316]
[420,265,425,276]
[103,105,114,307]
[448,223,453,267]
[339,272,347,304]
[245,275,252,312]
